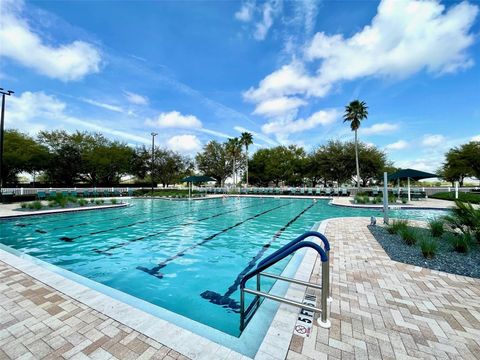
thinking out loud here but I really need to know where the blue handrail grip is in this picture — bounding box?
[258,231,330,268]
[240,241,328,290]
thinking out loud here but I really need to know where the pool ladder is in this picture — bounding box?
[239,231,331,331]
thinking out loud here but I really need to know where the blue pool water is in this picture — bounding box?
[0,198,446,342]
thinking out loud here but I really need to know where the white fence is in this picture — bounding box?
[0,187,145,196]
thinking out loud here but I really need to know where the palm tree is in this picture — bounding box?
[343,100,368,189]
[226,137,242,187]
[240,132,253,187]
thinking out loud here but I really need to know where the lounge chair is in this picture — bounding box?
[37,191,46,200]
[82,190,89,198]
[274,188,281,195]
[48,191,57,199]
[307,188,313,196]
[324,188,332,196]
[300,188,305,196]
[341,188,349,196]
[70,191,78,197]
[268,188,273,195]
[333,188,339,196]
[315,188,321,196]
[61,191,69,197]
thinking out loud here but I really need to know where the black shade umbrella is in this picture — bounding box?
[181,175,216,183]
[387,168,438,201]
[387,169,438,181]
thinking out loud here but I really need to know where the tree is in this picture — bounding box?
[3,130,49,185]
[153,148,193,187]
[343,100,368,188]
[440,141,480,186]
[249,145,306,186]
[240,132,253,187]
[37,130,83,185]
[195,140,230,186]
[226,137,243,186]
[130,146,151,180]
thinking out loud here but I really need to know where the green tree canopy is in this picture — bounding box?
[440,141,480,186]
[3,130,50,185]
[195,140,231,186]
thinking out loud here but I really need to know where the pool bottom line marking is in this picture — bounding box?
[93,200,272,254]
[58,198,241,242]
[200,201,316,312]
[137,202,293,279]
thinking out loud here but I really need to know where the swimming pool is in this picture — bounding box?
[0,197,446,354]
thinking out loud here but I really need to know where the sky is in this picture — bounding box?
[0,0,479,172]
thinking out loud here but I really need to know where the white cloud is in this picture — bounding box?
[421,134,445,147]
[235,1,255,22]
[0,1,101,81]
[8,91,149,144]
[80,98,123,113]
[471,134,480,142]
[124,91,149,105]
[305,0,477,83]
[235,0,281,41]
[167,135,201,154]
[195,128,232,139]
[362,123,399,135]
[385,140,408,151]
[253,96,306,119]
[147,111,202,129]
[262,109,339,135]
[245,0,478,127]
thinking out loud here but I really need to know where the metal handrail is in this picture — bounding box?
[239,234,331,331]
[258,231,330,267]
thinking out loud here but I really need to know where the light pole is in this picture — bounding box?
[0,88,14,199]
[150,132,157,196]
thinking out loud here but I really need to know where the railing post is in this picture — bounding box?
[240,288,245,331]
[326,250,332,302]
[256,273,261,310]
[319,260,331,328]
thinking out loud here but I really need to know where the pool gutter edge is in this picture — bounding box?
[253,219,331,360]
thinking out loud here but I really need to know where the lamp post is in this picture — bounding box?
[0,88,14,198]
[150,132,157,196]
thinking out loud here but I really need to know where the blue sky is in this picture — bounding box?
[1,0,479,171]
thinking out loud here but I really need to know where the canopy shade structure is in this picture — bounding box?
[387,168,438,181]
[181,175,216,183]
[387,168,438,202]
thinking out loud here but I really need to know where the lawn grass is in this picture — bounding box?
[430,191,480,204]
[134,189,201,198]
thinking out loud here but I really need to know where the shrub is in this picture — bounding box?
[419,237,437,259]
[444,201,480,243]
[90,199,95,204]
[388,194,396,203]
[387,219,408,234]
[78,199,87,206]
[430,191,480,204]
[20,203,27,209]
[446,232,471,253]
[95,199,102,205]
[399,227,417,246]
[354,195,364,204]
[111,198,118,204]
[428,219,444,238]
[401,197,408,204]
[48,200,56,208]
[32,201,43,210]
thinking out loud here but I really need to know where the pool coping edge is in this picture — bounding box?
[0,248,250,360]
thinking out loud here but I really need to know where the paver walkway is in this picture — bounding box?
[0,260,188,360]
[288,218,480,360]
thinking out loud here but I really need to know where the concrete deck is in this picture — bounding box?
[330,197,456,210]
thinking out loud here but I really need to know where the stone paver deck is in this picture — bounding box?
[289,218,480,360]
[0,260,188,360]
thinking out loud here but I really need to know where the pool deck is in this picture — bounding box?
[288,218,480,360]
[1,217,479,359]
[0,201,129,219]
[330,197,457,210]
